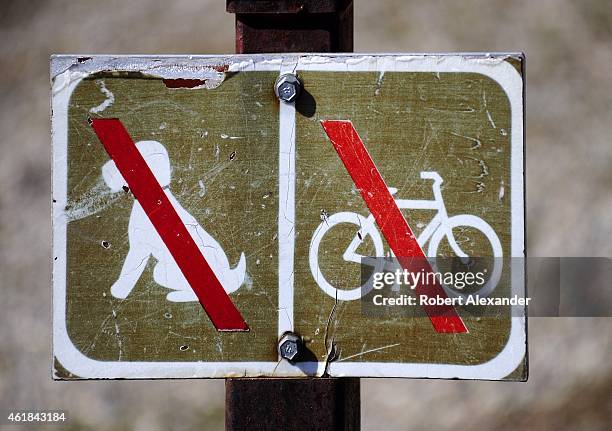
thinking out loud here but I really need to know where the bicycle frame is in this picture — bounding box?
[395,196,447,248]
[344,175,450,264]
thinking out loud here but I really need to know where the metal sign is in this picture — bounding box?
[52,54,526,380]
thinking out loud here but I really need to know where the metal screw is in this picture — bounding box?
[274,74,301,103]
[278,332,301,362]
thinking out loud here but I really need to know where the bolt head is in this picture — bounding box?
[275,74,301,103]
[278,332,301,361]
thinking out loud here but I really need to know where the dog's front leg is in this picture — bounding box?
[111,246,150,299]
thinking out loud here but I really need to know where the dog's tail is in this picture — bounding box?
[232,252,247,289]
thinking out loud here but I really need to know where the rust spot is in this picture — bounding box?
[162,78,207,89]
[213,64,229,73]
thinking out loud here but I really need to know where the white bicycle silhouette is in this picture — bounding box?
[309,171,503,301]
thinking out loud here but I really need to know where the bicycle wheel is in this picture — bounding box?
[309,212,384,301]
[427,214,503,299]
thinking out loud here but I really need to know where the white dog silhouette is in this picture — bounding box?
[102,140,246,302]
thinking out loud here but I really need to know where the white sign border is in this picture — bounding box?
[52,54,525,379]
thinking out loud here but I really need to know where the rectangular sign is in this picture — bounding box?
[52,54,526,380]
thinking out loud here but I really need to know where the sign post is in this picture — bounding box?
[51,2,526,429]
[225,2,360,430]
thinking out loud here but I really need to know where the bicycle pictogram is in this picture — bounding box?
[309,171,503,301]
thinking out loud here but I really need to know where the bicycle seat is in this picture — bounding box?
[420,171,443,183]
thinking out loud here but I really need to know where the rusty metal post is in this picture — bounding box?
[226,378,360,430]
[225,1,359,430]
[227,0,353,53]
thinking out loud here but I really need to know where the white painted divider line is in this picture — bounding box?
[277,59,298,343]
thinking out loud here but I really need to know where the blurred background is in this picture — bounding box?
[1,0,611,429]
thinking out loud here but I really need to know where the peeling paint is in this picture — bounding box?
[162,78,208,89]
[89,80,114,114]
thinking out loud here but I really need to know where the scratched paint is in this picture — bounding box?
[53,54,525,380]
[295,71,514,366]
[64,72,280,362]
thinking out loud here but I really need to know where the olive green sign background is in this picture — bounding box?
[65,72,279,363]
[294,71,513,366]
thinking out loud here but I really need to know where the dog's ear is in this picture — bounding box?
[102,159,127,192]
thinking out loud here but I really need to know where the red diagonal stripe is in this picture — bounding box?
[321,120,467,333]
[91,118,248,331]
